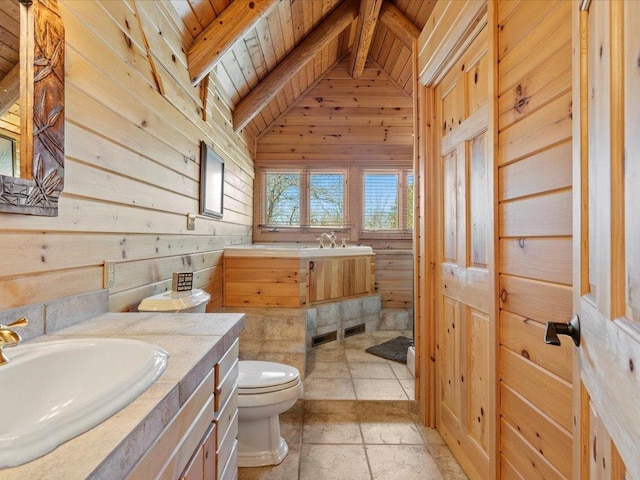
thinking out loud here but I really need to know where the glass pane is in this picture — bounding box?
[469,134,488,268]
[0,136,15,176]
[265,173,300,225]
[407,173,414,229]
[443,153,457,262]
[364,173,398,229]
[310,173,344,227]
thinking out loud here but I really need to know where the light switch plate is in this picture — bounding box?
[104,261,115,288]
[187,213,196,230]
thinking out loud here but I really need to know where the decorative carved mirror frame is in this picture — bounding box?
[0,0,64,216]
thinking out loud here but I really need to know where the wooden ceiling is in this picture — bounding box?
[165,0,435,138]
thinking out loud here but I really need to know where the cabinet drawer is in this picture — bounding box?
[180,444,204,480]
[214,383,238,446]
[215,359,238,411]
[219,440,238,480]
[217,411,238,480]
[215,338,239,388]
[203,422,217,480]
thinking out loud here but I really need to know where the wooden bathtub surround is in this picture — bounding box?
[223,254,375,308]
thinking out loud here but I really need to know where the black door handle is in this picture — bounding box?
[545,315,581,347]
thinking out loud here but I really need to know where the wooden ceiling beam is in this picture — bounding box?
[232,0,359,133]
[348,0,383,78]
[0,64,20,118]
[187,0,279,86]
[379,1,420,48]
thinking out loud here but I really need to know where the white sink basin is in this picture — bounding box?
[0,338,168,468]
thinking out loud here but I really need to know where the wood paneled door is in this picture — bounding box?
[572,1,640,477]
[434,27,492,480]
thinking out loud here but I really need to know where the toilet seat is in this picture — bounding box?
[238,361,300,394]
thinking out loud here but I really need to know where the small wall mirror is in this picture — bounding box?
[0,0,64,216]
[199,141,224,219]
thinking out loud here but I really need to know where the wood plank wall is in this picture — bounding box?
[497,1,573,478]
[0,0,254,313]
[255,58,414,309]
[256,58,413,166]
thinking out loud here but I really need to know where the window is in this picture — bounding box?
[0,135,16,177]
[310,173,344,227]
[265,172,300,226]
[263,169,345,228]
[363,170,413,231]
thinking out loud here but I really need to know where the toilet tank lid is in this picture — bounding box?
[137,289,211,312]
[238,361,300,390]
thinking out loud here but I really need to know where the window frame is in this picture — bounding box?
[259,167,348,231]
[361,168,414,236]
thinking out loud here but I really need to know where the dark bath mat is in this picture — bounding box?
[365,336,412,363]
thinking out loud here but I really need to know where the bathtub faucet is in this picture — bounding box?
[320,231,337,248]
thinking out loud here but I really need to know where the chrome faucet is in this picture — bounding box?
[0,317,28,365]
[320,231,337,248]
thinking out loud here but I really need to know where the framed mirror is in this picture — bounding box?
[0,0,64,216]
[199,141,224,219]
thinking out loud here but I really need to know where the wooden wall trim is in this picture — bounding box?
[418,0,487,87]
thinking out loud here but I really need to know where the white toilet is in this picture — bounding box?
[237,360,303,467]
[137,288,211,313]
[138,288,301,467]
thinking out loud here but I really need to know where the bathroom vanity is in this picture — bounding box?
[0,312,245,480]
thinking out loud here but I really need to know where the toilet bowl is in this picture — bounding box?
[237,360,302,467]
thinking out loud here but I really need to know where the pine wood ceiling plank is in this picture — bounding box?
[188,0,217,28]
[215,62,241,104]
[187,0,278,85]
[166,0,202,39]
[232,0,359,132]
[254,12,277,70]
[369,22,387,61]
[412,0,437,30]
[378,1,420,48]
[244,28,267,80]
[266,2,286,61]
[291,0,307,44]
[389,42,411,80]
[221,51,251,98]
[277,0,295,55]
[348,0,383,78]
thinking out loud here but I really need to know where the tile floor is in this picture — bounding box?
[238,331,468,480]
[304,330,415,401]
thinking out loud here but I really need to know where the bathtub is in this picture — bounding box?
[223,243,374,258]
[223,243,375,307]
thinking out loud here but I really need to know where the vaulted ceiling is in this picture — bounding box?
[165,0,435,138]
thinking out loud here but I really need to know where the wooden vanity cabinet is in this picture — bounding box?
[127,339,239,480]
[180,339,239,480]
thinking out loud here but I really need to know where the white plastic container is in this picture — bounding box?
[407,345,416,377]
[137,289,211,313]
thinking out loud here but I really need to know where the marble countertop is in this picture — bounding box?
[0,312,245,480]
